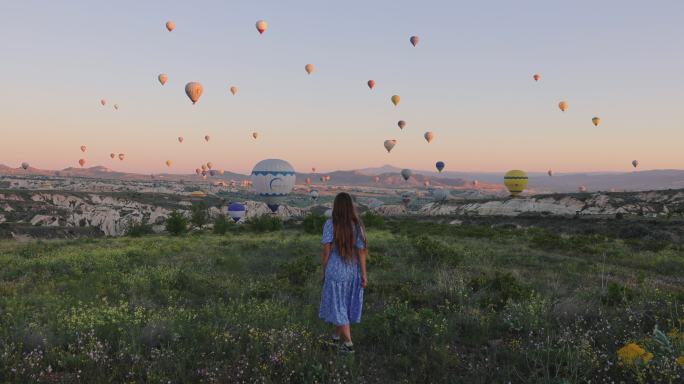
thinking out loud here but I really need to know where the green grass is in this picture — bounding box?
[1,220,683,383]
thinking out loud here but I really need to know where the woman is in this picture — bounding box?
[319,192,368,354]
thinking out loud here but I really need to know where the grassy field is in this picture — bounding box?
[1,217,683,383]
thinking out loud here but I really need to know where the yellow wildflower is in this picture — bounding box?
[617,343,652,366]
[676,356,684,366]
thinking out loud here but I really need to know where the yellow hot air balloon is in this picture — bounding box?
[230,86,238,96]
[592,117,601,126]
[165,160,172,167]
[158,73,168,86]
[166,21,175,32]
[206,162,213,169]
[391,95,400,106]
[503,170,528,197]
[256,20,268,34]
[424,131,434,143]
[558,101,568,112]
[305,64,314,74]
[185,82,204,104]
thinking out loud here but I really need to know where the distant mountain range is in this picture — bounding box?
[2,164,684,193]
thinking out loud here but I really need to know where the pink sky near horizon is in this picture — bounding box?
[1,1,683,175]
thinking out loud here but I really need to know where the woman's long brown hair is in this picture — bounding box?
[332,192,366,263]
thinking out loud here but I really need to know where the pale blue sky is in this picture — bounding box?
[1,0,683,173]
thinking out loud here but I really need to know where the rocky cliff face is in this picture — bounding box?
[0,191,305,238]
[417,190,684,218]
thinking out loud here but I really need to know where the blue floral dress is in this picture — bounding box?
[319,219,365,326]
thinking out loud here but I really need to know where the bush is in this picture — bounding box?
[414,235,462,265]
[470,271,530,309]
[361,211,385,228]
[302,213,326,234]
[165,210,188,236]
[190,202,208,229]
[246,215,283,233]
[125,221,153,237]
[213,214,232,235]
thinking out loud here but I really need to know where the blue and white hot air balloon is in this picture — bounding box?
[227,202,246,222]
[251,159,296,213]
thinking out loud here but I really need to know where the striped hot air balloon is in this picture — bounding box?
[503,170,528,197]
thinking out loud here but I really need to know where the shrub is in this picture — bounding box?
[414,235,462,265]
[302,213,326,234]
[213,214,232,235]
[246,215,283,232]
[165,210,188,236]
[470,271,530,309]
[190,202,208,229]
[125,221,153,237]
[361,211,385,229]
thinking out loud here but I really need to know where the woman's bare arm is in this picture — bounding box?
[359,248,368,288]
[321,244,331,281]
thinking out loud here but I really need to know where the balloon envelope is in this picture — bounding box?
[558,101,568,112]
[80,145,87,153]
[533,73,541,82]
[185,82,204,104]
[256,20,268,34]
[401,168,412,181]
[252,132,259,139]
[391,95,400,106]
[21,162,29,170]
[410,36,419,47]
[592,117,601,126]
[78,159,86,167]
[579,185,587,193]
[178,137,183,143]
[100,99,106,106]
[205,135,210,142]
[367,80,375,89]
[230,86,238,96]
[632,160,639,168]
[548,170,554,177]
[118,154,125,160]
[435,161,445,172]
[110,153,115,159]
[384,139,397,153]
[305,64,314,74]
[398,120,406,130]
[227,202,246,222]
[504,170,528,197]
[310,189,319,200]
[251,159,296,212]
[424,132,434,143]
[166,21,175,32]
[158,73,168,85]
[165,160,172,167]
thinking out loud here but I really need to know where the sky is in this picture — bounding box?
[1,0,683,174]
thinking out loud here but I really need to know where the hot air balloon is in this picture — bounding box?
[374,176,380,183]
[401,192,412,206]
[367,80,375,90]
[206,162,213,169]
[632,160,639,169]
[118,153,125,161]
[204,135,210,142]
[78,159,86,167]
[158,73,168,86]
[185,82,203,104]
[110,153,115,159]
[504,170,528,197]
[391,95,400,106]
[533,73,541,82]
[398,120,406,130]
[472,180,480,187]
[228,202,247,222]
[384,139,397,153]
[114,104,119,110]
[178,136,184,143]
[424,132,434,143]
[165,160,172,167]
[311,167,316,173]
[100,99,107,106]
[435,161,445,173]
[578,185,587,193]
[230,86,238,96]
[21,162,29,170]
[80,145,87,153]
[401,169,412,181]
[592,117,601,127]
[410,36,419,47]
[310,189,319,201]
[305,64,314,75]
[201,164,207,171]
[251,159,296,213]
[209,170,217,177]
[252,132,259,139]
[195,168,202,175]
[305,177,312,185]
[166,21,175,32]
[548,170,554,177]
[431,189,449,202]
[325,175,331,182]
[256,20,268,34]
[558,101,568,112]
